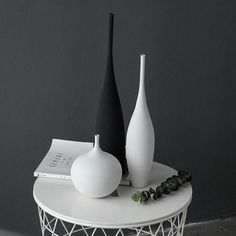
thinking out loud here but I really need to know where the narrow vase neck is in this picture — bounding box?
[107,13,114,62]
[93,134,101,152]
[137,54,146,101]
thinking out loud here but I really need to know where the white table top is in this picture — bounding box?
[33,162,192,228]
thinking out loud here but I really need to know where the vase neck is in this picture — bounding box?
[107,13,114,62]
[137,54,146,100]
[93,134,101,152]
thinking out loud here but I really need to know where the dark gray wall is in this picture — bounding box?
[0,0,235,235]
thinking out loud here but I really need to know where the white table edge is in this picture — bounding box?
[33,188,192,229]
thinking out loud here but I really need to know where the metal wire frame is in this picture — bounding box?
[38,206,188,236]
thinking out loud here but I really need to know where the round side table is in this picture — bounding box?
[33,162,192,236]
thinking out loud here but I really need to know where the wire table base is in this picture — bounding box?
[38,206,188,236]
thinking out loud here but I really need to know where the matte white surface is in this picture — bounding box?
[33,162,192,228]
[126,54,155,188]
[71,134,122,198]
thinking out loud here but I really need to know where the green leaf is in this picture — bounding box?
[131,191,141,202]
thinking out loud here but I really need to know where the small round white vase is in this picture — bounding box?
[126,54,155,188]
[71,134,122,198]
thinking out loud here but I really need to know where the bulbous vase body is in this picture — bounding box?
[71,135,122,198]
[126,55,155,188]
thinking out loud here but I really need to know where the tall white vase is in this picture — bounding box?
[126,54,155,188]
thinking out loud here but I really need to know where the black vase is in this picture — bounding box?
[95,13,128,175]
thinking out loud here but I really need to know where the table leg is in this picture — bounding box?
[37,206,188,236]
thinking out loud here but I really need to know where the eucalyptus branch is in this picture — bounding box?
[131,171,192,204]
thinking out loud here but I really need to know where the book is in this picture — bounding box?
[34,139,93,180]
[34,139,131,186]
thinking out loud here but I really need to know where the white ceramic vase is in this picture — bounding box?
[126,54,155,188]
[71,134,122,198]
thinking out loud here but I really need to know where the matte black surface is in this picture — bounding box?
[95,13,127,174]
[0,1,235,235]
